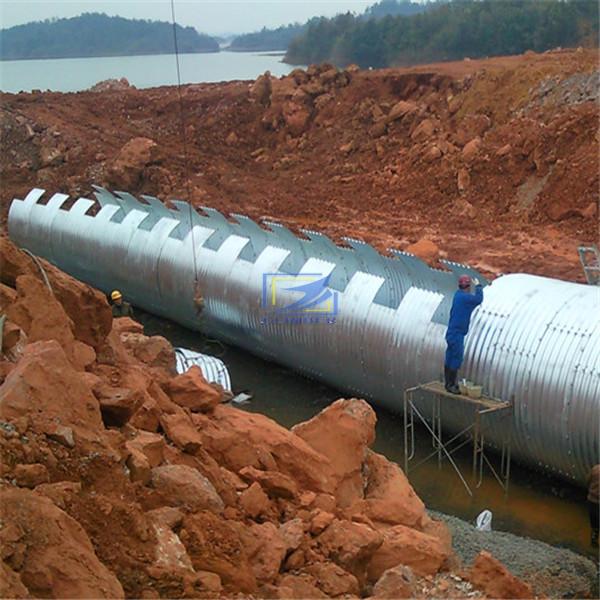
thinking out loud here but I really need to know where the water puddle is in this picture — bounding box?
[138,311,595,559]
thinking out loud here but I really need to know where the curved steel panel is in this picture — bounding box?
[8,188,600,485]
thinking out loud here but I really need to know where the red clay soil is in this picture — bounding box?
[1,48,598,282]
[1,236,540,599]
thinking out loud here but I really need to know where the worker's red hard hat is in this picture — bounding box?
[458,275,471,288]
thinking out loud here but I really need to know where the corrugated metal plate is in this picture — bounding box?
[8,188,599,485]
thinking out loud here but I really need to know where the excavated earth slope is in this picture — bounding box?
[1,48,598,282]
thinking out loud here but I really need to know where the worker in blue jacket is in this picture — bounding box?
[444,275,483,394]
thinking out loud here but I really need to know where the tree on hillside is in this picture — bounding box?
[0,12,219,60]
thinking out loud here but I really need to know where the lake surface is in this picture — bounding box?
[0,51,295,94]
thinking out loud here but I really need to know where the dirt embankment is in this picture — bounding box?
[0,237,541,599]
[1,49,598,282]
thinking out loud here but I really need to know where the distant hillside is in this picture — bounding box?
[228,0,427,53]
[0,13,219,60]
[285,0,599,67]
[228,23,306,52]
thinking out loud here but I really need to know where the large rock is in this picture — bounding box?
[242,522,287,583]
[151,464,224,513]
[367,524,451,581]
[317,518,383,582]
[347,451,428,530]
[305,562,360,596]
[166,366,222,412]
[6,275,95,371]
[411,119,435,142]
[119,331,176,374]
[160,411,205,453]
[466,550,534,599]
[0,238,111,350]
[250,71,272,106]
[193,404,336,494]
[0,340,106,448]
[282,100,312,137]
[277,573,327,598]
[181,510,257,593]
[125,430,165,467]
[239,465,298,499]
[0,487,124,598]
[462,136,482,162]
[387,101,418,123]
[292,398,376,506]
[372,564,416,598]
[107,137,160,190]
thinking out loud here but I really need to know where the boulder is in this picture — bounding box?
[455,113,492,146]
[309,509,335,535]
[181,510,257,593]
[250,71,272,106]
[279,518,305,552]
[462,137,482,162]
[166,366,222,412]
[13,463,49,488]
[305,562,360,596]
[34,481,82,510]
[196,404,336,494]
[151,464,224,513]
[411,119,435,142]
[239,465,298,499]
[282,101,312,137]
[348,451,428,530]
[94,384,145,427]
[367,524,451,581]
[466,550,534,599]
[107,137,160,190]
[276,573,327,598]
[0,487,124,598]
[372,564,416,598]
[317,518,383,581]
[239,481,271,519]
[244,522,287,583]
[119,331,176,374]
[457,168,471,192]
[0,340,106,448]
[6,275,95,371]
[152,522,194,572]
[159,412,204,453]
[387,101,418,123]
[292,398,376,506]
[125,430,165,467]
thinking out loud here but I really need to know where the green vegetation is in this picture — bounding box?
[228,23,306,52]
[228,0,427,53]
[0,13,219,60]
[285,0,599,67]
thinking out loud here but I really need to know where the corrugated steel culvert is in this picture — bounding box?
[8,187,600,485]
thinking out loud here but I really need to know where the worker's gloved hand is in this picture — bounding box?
[472,277,481,287]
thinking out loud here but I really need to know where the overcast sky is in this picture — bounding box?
[1,0,374,36]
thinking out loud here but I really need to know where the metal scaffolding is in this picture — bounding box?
[403,381,512,496]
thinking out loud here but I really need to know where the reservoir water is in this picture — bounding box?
[137,310,596,560]
[0,51,294,94]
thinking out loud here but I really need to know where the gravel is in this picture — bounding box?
[431,510,599,598]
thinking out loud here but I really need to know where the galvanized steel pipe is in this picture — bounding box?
[8,188,600,485]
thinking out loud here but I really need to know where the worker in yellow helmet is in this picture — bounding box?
[110,290,134,318]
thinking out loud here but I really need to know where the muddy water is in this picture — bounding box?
[138,311,595,559]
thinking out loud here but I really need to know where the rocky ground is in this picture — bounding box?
[1,48,598,282]
[3,235,595,599]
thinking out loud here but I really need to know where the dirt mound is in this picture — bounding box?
[1,48,597,282]
[0,238,535,598]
